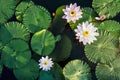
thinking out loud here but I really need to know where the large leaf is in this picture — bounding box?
[31,29,55,56]
[0,0,15,24]
[49,35,72,62]
[23,5,51,33]
[63,60,91,80]
[39,63,65,80]
[49,5,67,36]
[85,31,118,63]
[0,22,30,46]
[96,56,120,80]
[13,59,39,80]
[69,7,99,30]
[1,39,31,69]
[92,0,120,18]
[99,20,120,36]
[15,0,34,21]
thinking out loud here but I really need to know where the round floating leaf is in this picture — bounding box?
[13,59,39,80]
[92,0,120,18]
[69,7,98,29]
[99,20,120,36]
[96,56,120,80]
[49,35,72,62]
[0,22,30,46]
[63,60,91,80]
[0,0,16,24]
[31,29,55,56]
[39,63,65,80]
[85,31,118,63]
[23,5,51,33]
[1,39,31,69]
[50,5,67,36]
[15,0,34,21]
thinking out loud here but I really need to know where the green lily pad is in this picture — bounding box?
[85,31,118,63]
[23,5,51,33]
[69,7,98,29]
[49,35,72,62]
[13,59,39,80]
[15,0,34,21]
[31,29,55,56]
[99,20,120,36]
[0,0,15,24]
[1,39,31,69]
[96,56,120,80]
[63,60,91,80]
[50,5,67,36]
[39,63,65,80]
[0,22,30,46]
[92,0,120,18]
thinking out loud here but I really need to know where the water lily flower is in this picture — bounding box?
[62,3,82,23]
[95,15,106,21]
[74,21,99,45]
[39,56,54,71]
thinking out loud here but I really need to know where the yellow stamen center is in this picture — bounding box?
[70,10,76,16]
[83,31,89,37]
[43,61,48,65]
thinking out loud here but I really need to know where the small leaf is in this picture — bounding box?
[31,29,55,56]
[85,31,118,63]
[50,5,67,36]
[13,59,39,80]
[39,63,65,80]
[63,60,91,80]
[96,56,120,80]
[23,5,51,33]
[99,20,120,36]
[1,39,31,69]
[55,35,61,42]
[92,0,120,18]
[0,0,16,24]
[49,35,72,62]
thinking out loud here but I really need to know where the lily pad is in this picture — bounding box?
[39,63,65,80]
[96,56,120,80]
[99,20,120,36]
[23,5,51,33]
[0,0,15,24]
[63,60,91,80]
[13,59,39,80]
[15,0,34,21]
[0,22,30,46]
[85,31,118,63]
[1,39,31,69]
[49,35,72,62]
[31,29,55,56]
[92,0,120,18]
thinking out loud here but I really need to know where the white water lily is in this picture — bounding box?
[62,3,82,23]
[95,15,106,21]
[74,21,99,45]
[39,56,53,71]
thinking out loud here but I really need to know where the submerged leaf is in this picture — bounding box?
[49,35,72,62]
[13,59,39,80]
[92,0,120,18]
[0,0,16,24]
[63,60,91,80]
[0,60,3,76]
[85,31,118,63]
[23,5,51,33]
[96,56,120,80]
[1,39,31,69]
[31,29,55,56]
